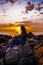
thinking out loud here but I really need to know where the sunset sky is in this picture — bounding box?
[0,0,43,24]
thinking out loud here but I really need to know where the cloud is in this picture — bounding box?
[25,1,43,13]
[22,17,27,21]
[3,14,6,16]
[39,12,43,14]
[0,0,20,5]
[6,0,18,3]
[25,2,34,13]
[35,4,43,11]
[2,9,7,13]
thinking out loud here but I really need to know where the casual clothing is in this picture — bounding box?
[10,33,27,47]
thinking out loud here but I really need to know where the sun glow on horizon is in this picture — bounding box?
[15,26,21,34]
[18,26,21,34]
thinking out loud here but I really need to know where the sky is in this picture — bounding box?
[0,0,43,24]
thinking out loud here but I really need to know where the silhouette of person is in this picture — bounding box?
[10,25,27,47]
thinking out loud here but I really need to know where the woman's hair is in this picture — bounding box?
[21,25,26,33]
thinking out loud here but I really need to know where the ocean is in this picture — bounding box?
[0,31,43,37]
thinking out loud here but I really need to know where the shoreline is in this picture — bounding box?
[0,31,43,36]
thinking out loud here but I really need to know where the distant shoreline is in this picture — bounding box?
[32,32,43,35]
[0,31,43,36]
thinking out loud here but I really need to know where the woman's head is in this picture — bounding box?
[21,25,26,33]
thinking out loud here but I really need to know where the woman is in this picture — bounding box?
[10,25,27,48]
